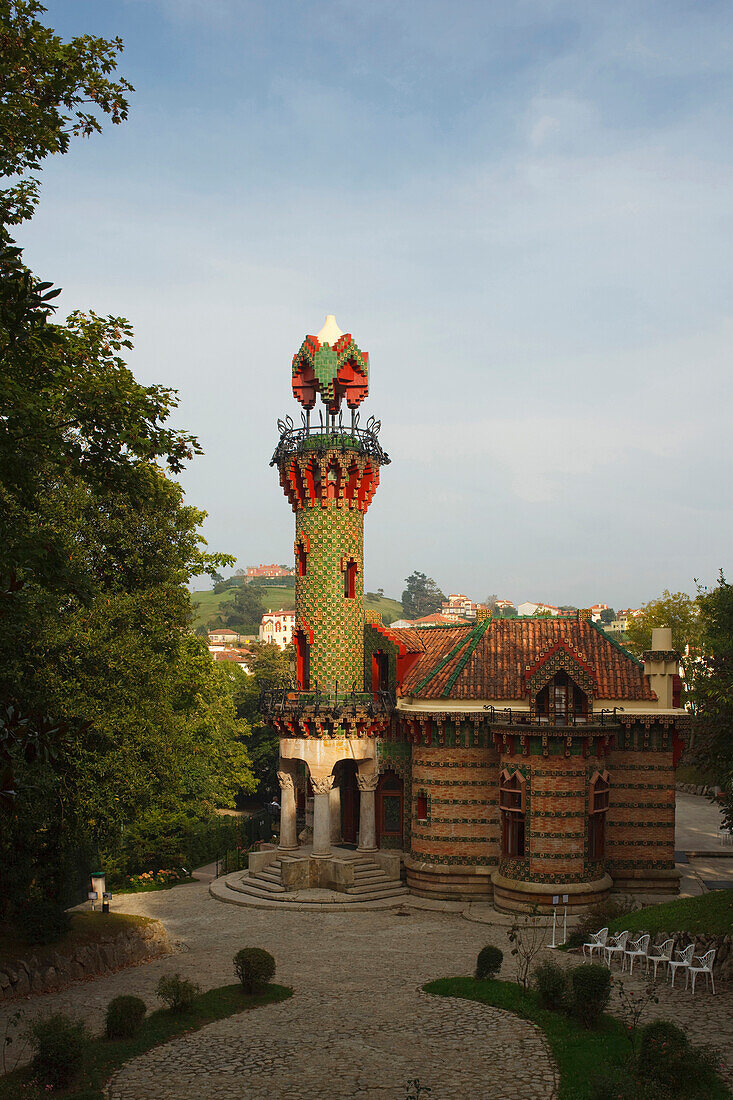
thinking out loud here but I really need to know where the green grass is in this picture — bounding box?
[424,976,731,1100]
[190,587,404,628]
[608,890,733,937]
[0,913,156,972]
[0,982,292,1098]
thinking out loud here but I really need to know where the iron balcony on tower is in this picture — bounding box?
[260,682,395,722]
[270,411,390,468]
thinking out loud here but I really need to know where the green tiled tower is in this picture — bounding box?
[272,316,389,695]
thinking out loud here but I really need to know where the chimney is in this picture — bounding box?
[643,627,679,709]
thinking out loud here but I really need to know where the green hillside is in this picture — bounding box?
[190,587,403,629]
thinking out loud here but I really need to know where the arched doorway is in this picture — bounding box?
[376,770,404,847]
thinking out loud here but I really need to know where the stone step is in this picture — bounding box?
[345,885,409,900]
[257,868,283,882]
[345,881,407,896]
[249,876,287,894]
[353,871,389,883]
[226,879,291,901]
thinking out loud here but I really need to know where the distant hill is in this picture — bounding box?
[190,586,403,629]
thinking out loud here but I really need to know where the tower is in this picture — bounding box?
[266,316,391,860]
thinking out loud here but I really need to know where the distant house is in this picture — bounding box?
[208,628,242,646]
[517,601,561,617]
[391,613,459,629]
[246,563,296,580]
[589,604,610,622]
[211,647,253,674]
[493,599,516,613]
[440,594,486,620]
[260,609,296,650]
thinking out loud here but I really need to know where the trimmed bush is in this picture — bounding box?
[637,1019,722,1097]
[475,944,503,980]
[234,947,276,992]
[156,973,200,1013]
[569,963,610,1028]
[533,960,567,1010]
[29,1012,87,1090]
[105,995,147,1039]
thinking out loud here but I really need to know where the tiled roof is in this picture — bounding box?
[369,623,426,655]
[401,617,655,701]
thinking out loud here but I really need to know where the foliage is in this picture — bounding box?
[507,910,545,991]
[0,0,133,225]
[156,973,200,1013]
[566,895,639,949]
[28,1012,87,1090]
[569,964,611,1029]
[533,960,567,1010]
[233,947,276,992]
[219,584,266,633]
[105,995,146,1040]
[401,571,446,620]
[227,642,292,797]
[692,573,733,823]
[19,897,70,944]
[121,868,193,893]
[637,1019,722,1098]
[606,889,733,937]
[613,979,659,1058]
[599,607,615,624]
[424,976,730,1100]
[474,944,503,980]
[0,984,293,1100]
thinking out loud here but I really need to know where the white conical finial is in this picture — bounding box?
[316,314,343,346]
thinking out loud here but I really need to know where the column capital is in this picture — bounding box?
[311,774,335,795]
[356,771,379,792]
[277,770,295,791]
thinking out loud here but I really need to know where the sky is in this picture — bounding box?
[17,0,733,608]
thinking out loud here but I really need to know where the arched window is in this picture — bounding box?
[500,770,526,858]
[589,772,610,860]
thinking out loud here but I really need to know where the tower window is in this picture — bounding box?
[416,791,428,823]
[294,629,310,690]
[500,771,526,858]
[344,558,357,599]
[589,773,610,860]
[296,540,307,576]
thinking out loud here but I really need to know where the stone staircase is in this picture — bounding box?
[221,851,409,907]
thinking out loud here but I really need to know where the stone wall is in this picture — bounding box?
[0,919,171,1000]
[649,931,733,981]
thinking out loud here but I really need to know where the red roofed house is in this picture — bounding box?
[259,609,296,650]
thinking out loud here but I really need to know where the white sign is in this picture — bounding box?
[552,895,559,905]
[562,894,569,904]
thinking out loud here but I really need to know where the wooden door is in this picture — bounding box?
[376,770,403,847]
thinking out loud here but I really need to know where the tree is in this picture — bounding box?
[228,642,291,798]
[625,591,700,704]
[220,584,266,633]
[691,574,733,824]
[402,571,446,619]
[485,593,498,610]
[0,0,133,226]
[599,607,616,625]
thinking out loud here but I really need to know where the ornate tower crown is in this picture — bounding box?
[291,314,369,414]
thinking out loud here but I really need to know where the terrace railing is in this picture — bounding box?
[270,410,390,467]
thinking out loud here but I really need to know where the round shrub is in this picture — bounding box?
[105,995,147,1039]
[475,944,503,980]
[234,947,276,992]
[533,960,567,1010]
[637,1019,721,1097]
[569,963,610,1028]
[156,972,200,1013]
[29,1012,87,1090]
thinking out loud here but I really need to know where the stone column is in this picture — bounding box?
[329,782,342,845]
[277,768,298,851]
[356,770,379,853]
[311,774,334,857]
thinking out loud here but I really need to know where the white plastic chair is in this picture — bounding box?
[583,927,608,960]
[686,949,716,995]
[667,943,695,989]
[603,930,629,967]
[646,938,674,980]
[623,933,650,975]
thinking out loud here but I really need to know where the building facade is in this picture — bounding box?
[259,609,296,650]
[263,318,688,911]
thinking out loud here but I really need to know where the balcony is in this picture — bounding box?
[260,683,394,720]
[270,413,390,467]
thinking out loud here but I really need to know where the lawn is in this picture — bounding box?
[0,982,292,1098]
[607,890,733,937]
[0,912,156,973]
[424,976,731,1100]
[190,586,404,628]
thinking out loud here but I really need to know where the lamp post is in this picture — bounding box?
[90,871,106,912]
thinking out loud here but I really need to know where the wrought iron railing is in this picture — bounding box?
[482,705,625,728]
[260,681,394,719]
[270,410,390,467]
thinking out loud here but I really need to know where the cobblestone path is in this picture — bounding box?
[1,876,557,1098]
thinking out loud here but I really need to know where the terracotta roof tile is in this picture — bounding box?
[401,618,655,701]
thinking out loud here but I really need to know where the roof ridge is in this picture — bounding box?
[410,627,475,695]
[442,616,492,695]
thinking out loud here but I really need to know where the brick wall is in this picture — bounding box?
[410,745,499,867]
